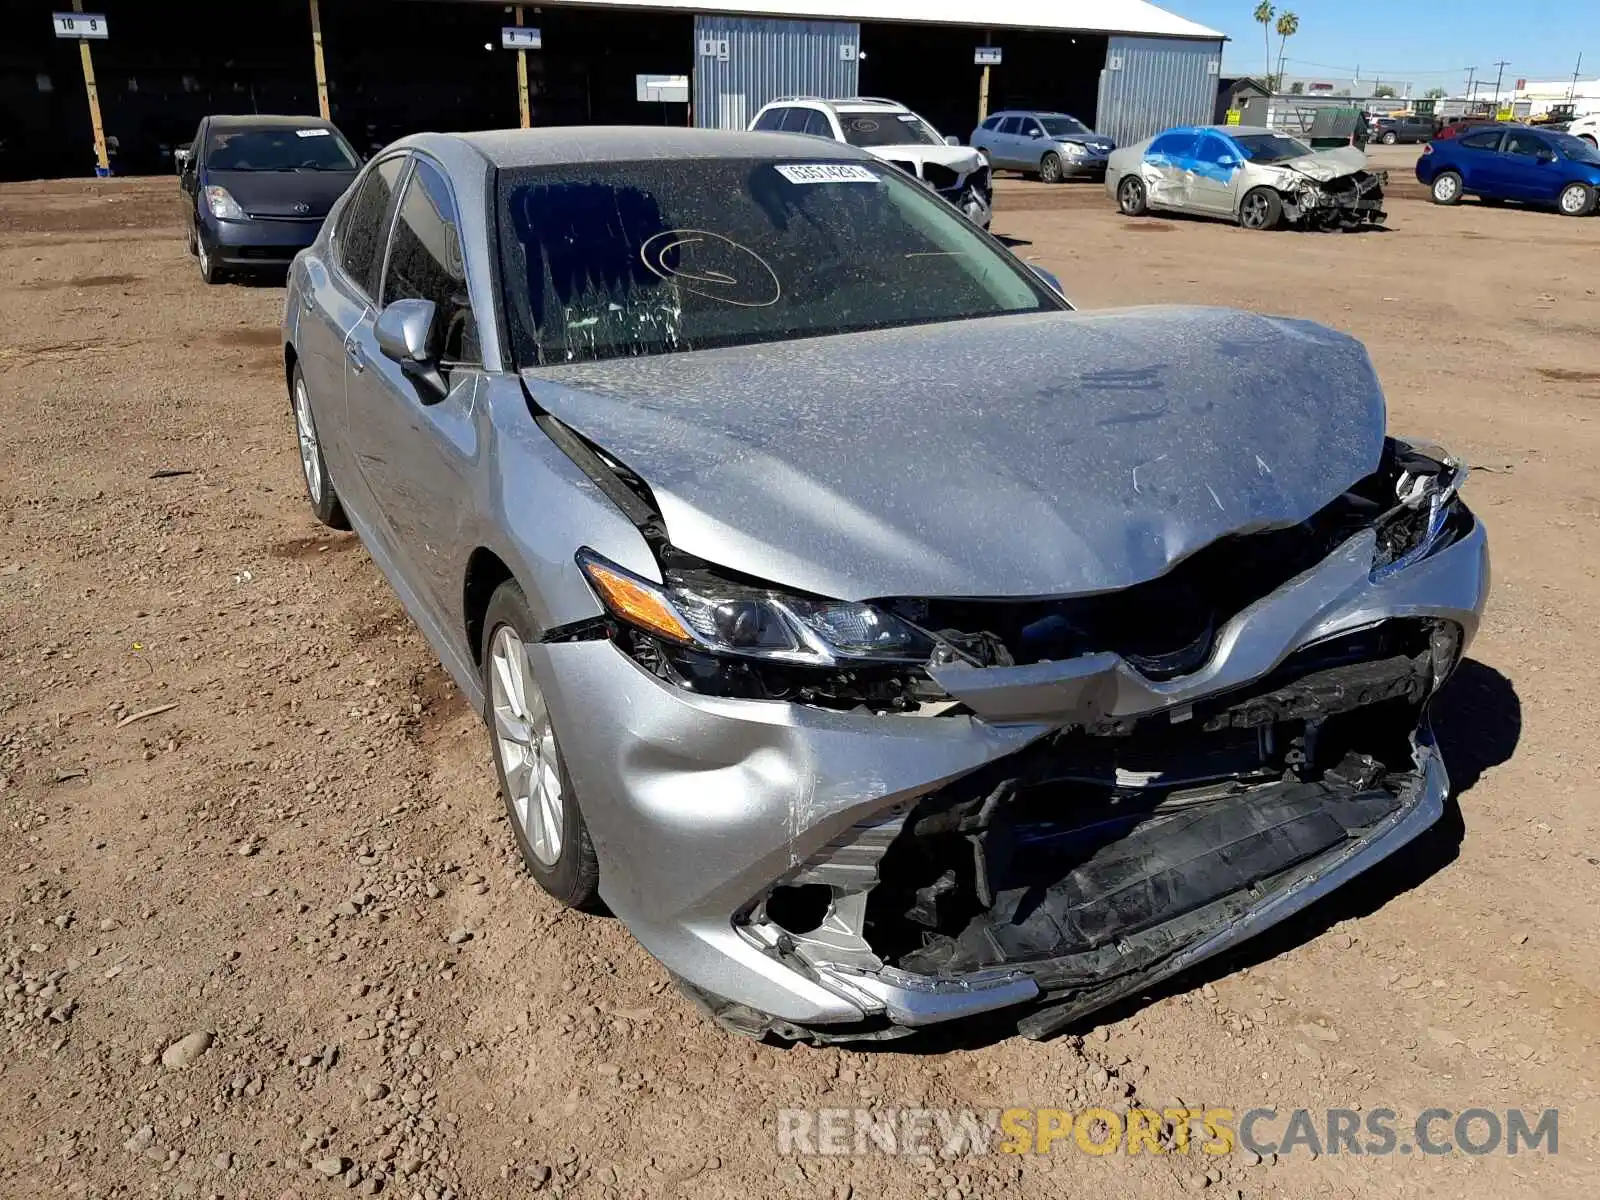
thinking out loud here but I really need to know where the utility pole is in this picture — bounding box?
[514,6,531,128]
[309,0,330,120]
[1490,59,1510,112]
[1569,53,1584,105]
[68,0,109,174]
[1464,65,1476,104]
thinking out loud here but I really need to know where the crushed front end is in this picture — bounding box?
[1281,165,1388,229]
[710,440,1485,1040]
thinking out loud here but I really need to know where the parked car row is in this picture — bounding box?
[273,123,1487,1044]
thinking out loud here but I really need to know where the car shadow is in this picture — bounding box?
[846,657,1520,1055]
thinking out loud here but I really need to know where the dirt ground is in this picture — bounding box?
[1,172,1597,1200]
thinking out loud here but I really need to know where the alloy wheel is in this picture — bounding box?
[488,625,565,867]
[1118,178,1142,213]
[293,376,323,504]
[1242,192,1270,228]
[1558,184,1590,215]
[1433,175,1460,202]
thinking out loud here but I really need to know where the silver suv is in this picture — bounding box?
[749,95,992,227]
[972,110,1116,183]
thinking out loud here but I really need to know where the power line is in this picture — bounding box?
[1275,55,1584,80]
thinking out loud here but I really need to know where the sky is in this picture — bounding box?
[1171,0,1598,94]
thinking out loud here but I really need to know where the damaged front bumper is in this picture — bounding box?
[1282,167,1388,228]
[532,513,1487,1040]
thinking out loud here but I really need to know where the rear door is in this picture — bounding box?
[342,154,484,626]
[1143,131,1199,209]
[973,114,1002,159]
[1452,128,1507,194]
[294,153,406,512]
[994,116,1024,168]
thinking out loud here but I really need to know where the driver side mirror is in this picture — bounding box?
[944,134,960,146]
[1217,153,1238,167]
[1027,128,1044,139]
[375,298,447,399]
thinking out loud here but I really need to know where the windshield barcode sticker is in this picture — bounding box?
[774,163,879,185]
[295,128,331,138]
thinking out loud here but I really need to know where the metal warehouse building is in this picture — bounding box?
[3,0,1223,181]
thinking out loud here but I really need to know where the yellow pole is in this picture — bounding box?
[309,0,330,120]
[515,6,531,128]
[71,0,108,173]
[978,64,991,127]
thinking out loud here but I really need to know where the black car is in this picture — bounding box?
[1369,114,1438,145]
[178,115,361,284]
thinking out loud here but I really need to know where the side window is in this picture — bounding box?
[998,117,1022,135]
[800,109,833,139]
[1458,129,1503,151]
[1504,132,1545,157]
[980,116,1001,131]
[381,158,477,364]
[338,156,404,296]
[1194,134,1234,165]
[752,107,786,132]
[1148,132,1199,159]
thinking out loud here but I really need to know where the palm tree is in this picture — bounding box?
[1253,2,1276,82]
[1274,11,1300,88]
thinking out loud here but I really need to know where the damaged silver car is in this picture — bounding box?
[1107,125,1387,230]
[283,127,1487,1043]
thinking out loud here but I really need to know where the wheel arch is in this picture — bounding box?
[463,546,517,666]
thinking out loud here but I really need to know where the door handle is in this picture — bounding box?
[345,340,366,374]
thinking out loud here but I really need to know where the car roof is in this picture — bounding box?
[1154,125,1277,138]
[204,114,341,131]
[991,110,1076,119]
[403,126,879,170]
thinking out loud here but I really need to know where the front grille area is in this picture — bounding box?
[922,162,961,192]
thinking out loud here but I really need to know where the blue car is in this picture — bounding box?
[1416,124,1600,216]
[179,115,362,283]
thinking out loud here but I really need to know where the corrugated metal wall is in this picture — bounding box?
[1096,37,1224,146]
[692,15,860,131]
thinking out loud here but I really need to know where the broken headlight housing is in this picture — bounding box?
[576,549,934,666]
[1371,439,1471,581]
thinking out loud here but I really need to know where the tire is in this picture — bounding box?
[1239,186,1282,230]
[185,219,197,257]
[1558,182,1596,217]
[196,230,224,284]
[482,581,602,911]
[1381,131,1398,145]
[1116,175,1148,216]
[1430,171,1464,205]
[290,364,349,530]
[1039,151,1064,183]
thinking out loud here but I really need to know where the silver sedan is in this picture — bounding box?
[283,126,1485,1043]
[1106,125,1387,229]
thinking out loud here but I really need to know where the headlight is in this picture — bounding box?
[577,549,933,666]
[204,186,248,221]
[1059,142,1087,157]
[1371,439,1470,581]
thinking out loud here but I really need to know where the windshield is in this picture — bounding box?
[205,127,359,171]
[1230,132,1314,163]
[498,158,1059,366]
[1039,116,1091,137]
[839,112,943,148]
[1551,132,1600,163]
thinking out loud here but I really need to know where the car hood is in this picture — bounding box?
[1265,146,1370,181]
[203,168,357,217]
[1056,134,1116,153]
[521,306,1387,601]
[860,144,984,173]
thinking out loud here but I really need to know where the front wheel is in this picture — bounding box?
[1039,152,1064,184]
[1381,131,1398,145]
[196,231,224,284]
[1559,182,1596,216]
[483,582,602,911]
[1239,186,1282,230]
[1116,175,1148,216]
[1430,171,1464,205]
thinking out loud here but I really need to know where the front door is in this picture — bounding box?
[342,154,485,629]
[1188,133,1243,214]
